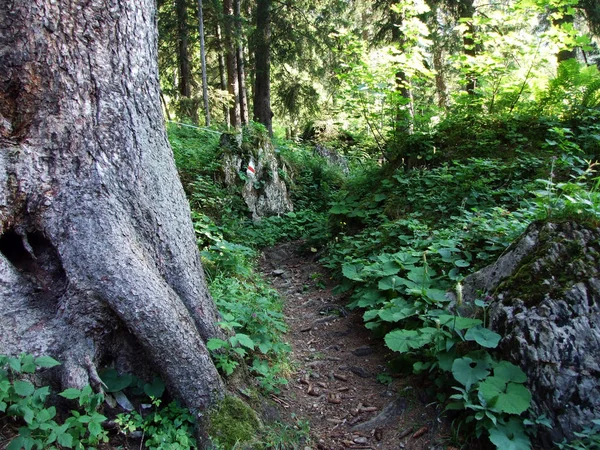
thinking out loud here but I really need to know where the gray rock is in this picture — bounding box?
[220,131,293,221]
[460,221,600,447]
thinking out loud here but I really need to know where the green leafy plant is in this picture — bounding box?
[0,354,110,450]
[115,397,197,450]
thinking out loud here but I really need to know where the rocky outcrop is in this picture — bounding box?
[460,221,600,447]
[220,129,293,221]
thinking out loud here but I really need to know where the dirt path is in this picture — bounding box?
[260,242,450,450]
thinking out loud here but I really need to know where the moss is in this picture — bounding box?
[494,221,600,308]
[207,395,261,448]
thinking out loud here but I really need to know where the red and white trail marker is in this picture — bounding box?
[246,159,256,177]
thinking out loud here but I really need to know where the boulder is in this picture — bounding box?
[220,128,293,221]
[460,221,600,447]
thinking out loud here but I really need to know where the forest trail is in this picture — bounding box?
[260,242,450,450]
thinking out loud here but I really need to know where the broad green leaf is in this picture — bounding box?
[424,288,448,303]
[385,329,430,353]
[436,315,482,330]
[378,305,417,322]
[342,263,364,281]
[7,436,27,450]
[20,355,36,373]
[378,276,408,291]
[88,420,103,437]
[36,406,56,423]
[375,260,401,276]
[59,388,82,400]
[454,259,471,267]
[144,377,165,399]
[494,361,527,384]
[356,288,385,308]
[233,333,255,349]
[479,377,531,414]
[34,356,61,369]
[329,204,351,214]
[452,357,491,390]
[465,325,501,348]
[57,431,74,448]
[206,338,227,351]
[8,357,21,373]
[99,369,133,393]
[407,267,431,286]
[495,383,531,415]
[13,380,35,397]
[488,418,531,450]
[363,309,380,322]
[258,342,272,354]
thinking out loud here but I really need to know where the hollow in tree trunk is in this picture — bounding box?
[0,0,225,413]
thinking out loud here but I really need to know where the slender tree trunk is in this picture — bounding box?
[0,0,224,413]
[459,0,477,95]
[176,0,198,122]
[234,0,249,125]
[391,16,413,133]
[253,0,273,136]
[224,0,241,128]
[554,12,577,63]
[429,4,448,109]
[216,24,230,127]
[197,0,211,126]
[177,0,192,98]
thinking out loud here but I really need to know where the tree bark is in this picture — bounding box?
[0,0,224,412]
[223,0,241,128]
[391,12,413,133]
[253,0,273,136]
[216,24,231,127]
[234,0,249,125]
[458,0,477,95]
[197,0,211,126]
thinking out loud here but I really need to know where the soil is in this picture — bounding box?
[260,242,452,450]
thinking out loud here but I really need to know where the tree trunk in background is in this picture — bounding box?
[554,12,577,63]
[234,0,249,125]
[253,0,273,136]
[197,0,211,126]
[429,3,448,109]
[176,0,198,121]
[216,24,230,127]
[224,0,241,128]
[391,13,413,133]
[0,0,224,413]
[459,0,477,95]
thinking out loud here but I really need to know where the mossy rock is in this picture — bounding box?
[207,395,262,448]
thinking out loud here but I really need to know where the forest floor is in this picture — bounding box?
[260,242,453,450]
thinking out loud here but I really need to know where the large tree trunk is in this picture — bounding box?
[253,0,273,136]
[0,0,225,413]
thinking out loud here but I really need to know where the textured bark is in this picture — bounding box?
[253,0,273,136]
[458,0,477,95]
[216,24,230,127]
[234,0,249,125]
[176,0,193,98]
[223,0,241,128]
[390,10,413,133]
[0,0,224,412]
[197,0,211,126]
